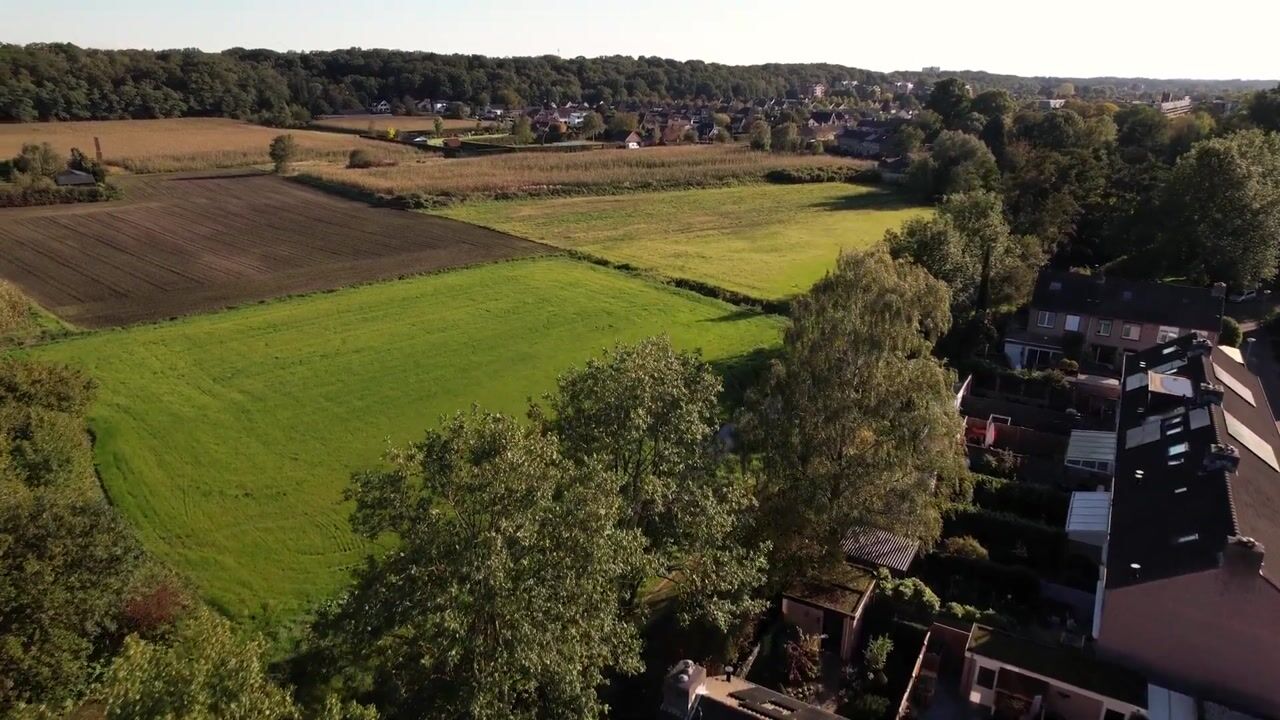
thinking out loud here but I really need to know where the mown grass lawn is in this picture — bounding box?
[436,182,930,300]
[27,257,782,627]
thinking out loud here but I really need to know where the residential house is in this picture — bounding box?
[622,131,643,149]
[54,169,96,187]
[961,625,1150,720]
[1003,271,1224,372]
[1094,335,1280,717]
[1039,98,1068,110]
[780,564,876,662]
[368,99,391,114]
[836,125,891,157]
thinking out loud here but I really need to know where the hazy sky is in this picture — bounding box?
[8,0,1278,80]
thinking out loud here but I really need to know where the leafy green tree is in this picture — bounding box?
[544,338,767,631]
[433,116,445,135]
[268,134,296,174]
[749,120,771,151]
[887,125,924,157]
[511,115,534,144]
[607,111,639,138]
[742,249,964,584]
[1221,317,1243,347]
[1114,104,1170,160]
[925,77,971,128]
[581,111,605,140]
[712,112,732,128]
[912,109,944,143]
[1247,85,1280,132]
[316,410,642,720]
[886,191,1042,314]
[908,130,1000,199]
[1168,111,1217,158]
[1164,129,1280,288]
[970,89,1016,120]
[771,122,800,152]
[11,142,61,179]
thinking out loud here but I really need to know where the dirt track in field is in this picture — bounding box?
[0,173,547,327]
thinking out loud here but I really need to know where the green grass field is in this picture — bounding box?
[436,183,930,300]
[27,257,782,626]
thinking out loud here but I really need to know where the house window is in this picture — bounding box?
[1097,319,1113,337]
[976,667,996,690]
[1036,311,1056,329]
[1157,326,1180,343]
[1065,314,1081,332]
[1121,323,1141,341]
[1024,347,1061,369]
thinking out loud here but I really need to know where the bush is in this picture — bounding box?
[0,183,121,208]
[765,166,882,184]
[268,134,297,174]
[863,635,893,686]
[940,602,1016,630]
[943,506,1066,572]
[347,149,377,169]
[1221,316,1242,347]
[843,694,890,720]
[941,535,989,560]
[874,569,941,622]
[975,447,1019,479]
[972,474,1070,526]
[917,553,1042,610]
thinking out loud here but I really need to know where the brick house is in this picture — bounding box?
[1003,271,1224,372]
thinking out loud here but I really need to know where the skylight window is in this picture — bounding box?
[1174,487,1188,494]
[1224,411,1280,472]
[1167,442,1190,456]
[1212,362,1257,406]
[1175,534,1199,544]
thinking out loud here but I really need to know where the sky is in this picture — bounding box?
[6,0,1278,80]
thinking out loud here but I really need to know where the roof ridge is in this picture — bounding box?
[1206,359,1242,537]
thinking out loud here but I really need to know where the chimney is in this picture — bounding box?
[1203,443,1240,474]
[1197,382,1225,407]
[1221,535,1265,577]
[1211,282,1227,299]
[660,660,706,719]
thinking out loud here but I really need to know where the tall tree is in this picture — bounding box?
[908,130,1000,199]
[545,338,766,631]
[315,410,642,720]
[580,111,605,140]
[970,89,1016,121]
[268,134,296,174]
[1164,129,1280,288]
[1247,84,1280,132]
[741,249,965,584]
[925,77,971,129]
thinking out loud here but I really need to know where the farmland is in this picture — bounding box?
[0,172,544,327]
[0,117,418,173]
[298,144,865,199]
[310,114,497,134]
[26,256,783,625]
[439,182,930,298]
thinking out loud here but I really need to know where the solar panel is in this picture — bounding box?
[1125,373,1149,391]
[1224,411,1280,472]
[1188,407,1211,429]
[1125,422,1162,448]
[1219,345,1244,364]
[1212,362,1256,406]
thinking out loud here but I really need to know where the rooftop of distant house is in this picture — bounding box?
[1110,335,1280,589]
[1031,271,1222,331]
[968,625,1149,707]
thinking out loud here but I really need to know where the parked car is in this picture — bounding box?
[1228,288,1260,303]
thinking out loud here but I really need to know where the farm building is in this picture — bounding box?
[54,169,96,187]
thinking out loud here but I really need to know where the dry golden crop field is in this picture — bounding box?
[310,115,496,133]
[300,144,866,198]
[0,117,420,173]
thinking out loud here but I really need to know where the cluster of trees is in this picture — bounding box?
[895,78,1280,290]
[2,142,106,188]
[0,44,893,122]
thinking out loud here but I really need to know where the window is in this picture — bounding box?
[976,667,996,690]
[1097,319,1112,337]
[1122,323,1141,340]
[1036,311,1056,328]
[1065,314,1081,332]
[1157,326,1181,343]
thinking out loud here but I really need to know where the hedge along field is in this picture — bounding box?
[0,117,418,173]
[298,144,864,199]
[26,256,782,627]
[439,183,931,299]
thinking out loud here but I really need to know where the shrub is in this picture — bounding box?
[782,628,822,687]
[863,635,893,686]
[976,447,1019,479]
[843,694,891,720]
[1057,358,1079,375]
[0,183,121,208]
[268,134,297,174]
[943,506,1066,572]
[972,474,1070,526]
[1221,316,1242,347]
[941,535,989,560]
[940,602,1016,630]
[347,148,377,169]
[874,569,941,622]
[917,553,1042,610]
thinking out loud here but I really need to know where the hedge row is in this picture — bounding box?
[942,505,1066,572]
[915,553,1042,610]
[764,166,882,184]
[0,183,121,208]
[972,474,1070,526]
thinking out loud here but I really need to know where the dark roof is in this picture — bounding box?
[841,526,919,572]
[1031,271,1222,331]
[968,625,1149,706]
[1109,335,1280,589]
[54,169,96,186]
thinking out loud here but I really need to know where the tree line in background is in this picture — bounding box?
[1,43,1273,124]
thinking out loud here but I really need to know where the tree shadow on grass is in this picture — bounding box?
[809,188,921,213]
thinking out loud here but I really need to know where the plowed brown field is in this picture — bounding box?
[0,172,545,327]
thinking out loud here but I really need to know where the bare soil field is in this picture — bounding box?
[0,118,419,173]
[0,172,545,327]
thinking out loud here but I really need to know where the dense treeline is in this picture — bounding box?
[2,43,1273,123]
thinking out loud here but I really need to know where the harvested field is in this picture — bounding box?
[440,183,930,299]
[0,172,544,327]
[26,256,783,625]
[0,117,419,173]
[298,144,866,199]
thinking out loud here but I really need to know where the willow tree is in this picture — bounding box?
[742,249,965,584]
